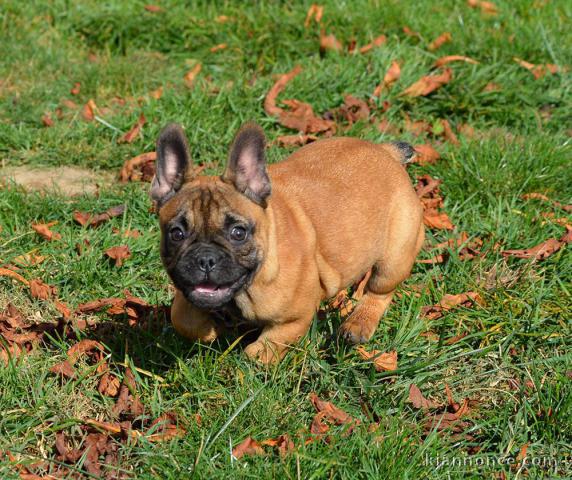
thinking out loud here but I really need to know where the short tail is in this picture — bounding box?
[390,141,416,165]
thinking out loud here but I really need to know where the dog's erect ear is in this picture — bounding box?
[222,123,271,207]
[151,124,193,206]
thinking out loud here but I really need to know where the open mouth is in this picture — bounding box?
[186,279,244,309]
[192,283,232,297]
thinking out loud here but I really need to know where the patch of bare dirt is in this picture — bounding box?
[1,166,113,195]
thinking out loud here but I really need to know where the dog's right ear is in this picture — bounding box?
[151,124,192,206]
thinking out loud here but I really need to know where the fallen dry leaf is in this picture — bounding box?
[415,174,442,199]
[50,360,76,379]
[467,0,498,15]
[150,86,163,99]
[309,393,360,431]
[276,98,335,135]
[210,43,227,53]
[483,82,501,92]
[402,26,421,39]
[521,192,572,212]
[119,113,146,144]
[401,68,452,97]
[440,119,459,145]
[104,245,131,267]
[338,95,370,124]
[0,267,29,285]
[310,411,330,436]
[113,367,144,418]
[276,134,317,147]
[423,211,455,230]
[320,33,343,52]
[42,112,54,127]
[264,66,303,115]
[70,82,81,95]
[119,151,157,183]
[261,434,295,457]
[434,55,479,68]
[304,4,324,27]
[421,291,483,320]
[359,34,386,54]
[73,205,125,228]
[29,279,57,300]
[409,384,439,409]
[502,228,570,261]
[428,32,452,51]
[377,119,401,135]
[413,144,440,165]
[356,347,397,372]
[82,99,97,121]
[13,252,46,267]
[144,4,163,13]
[373,61,401,97]
[328,290,354,316]
[232,437,264,459]
[184,63,202,88]
[458,123,476,138]
[32,221,61,241]
[98,372,121,397]
[146,413,186,442]
[513,57,560,80]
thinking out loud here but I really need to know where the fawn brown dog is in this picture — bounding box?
[151,122,424,363]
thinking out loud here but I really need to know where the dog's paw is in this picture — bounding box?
[244,340,281,364]
[339,317,376,345]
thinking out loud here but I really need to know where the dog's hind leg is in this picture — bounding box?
[339,223,424,344]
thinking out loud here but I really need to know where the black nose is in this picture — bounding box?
[197,252,218,273]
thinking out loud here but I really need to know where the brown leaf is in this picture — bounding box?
[50,360,76,379]
[54,300,72,319]
[278,99,335,134]
[359,35,386,54]
[32,221,61,241]
[402,26,421,38]
[105,245,131,267]
[374,61,401,97]
[0,267,29,286]
[119,113,146,144]
[276,134,317,147]
[146,413,186,442]
[521,192,572,212]
[434,55,479,68]
[423,209,454,230]
[421,291,483,320]
[29,279,57,300]
[67,339,105,363]
[458,123,476,138]
[309,393,360,430]
[356,347,397,372]
[82,99,97,121]
[352,270,371,301]
[428,32,452,51]
[440,119,460,145]
[232,437,264,459]
[210,43,227,53]
[304,4,324,27]
[415,174,442,198]
[13,252,46,267]
[377,119,401,135]
[467,0,498,15]
[98,372,121,397]
[339,95,370,124]
[76,297,125,315]
[502,237,564,261]
[113,367,144,418]
[144,4,163,13]
[401,68,452,97]
[310,412,330,435]
[328,290,354,316]
[483,82,501,92]
[150,86,163,99]
[70,82,81,95]
[413,144,440,165]
[261,434,295,457]
[118,151,157,183]
[184,63,202,88]
[73,205,125,228]
[264,66,303,117]
[409,384,439,409]
[42,112,54,127]
[513,57,560,80]
[320,33,343,53]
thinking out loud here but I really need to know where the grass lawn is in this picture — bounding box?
[1,0,571,478]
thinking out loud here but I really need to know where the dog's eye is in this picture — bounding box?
[230,226,247,242]
[170,227,185,242]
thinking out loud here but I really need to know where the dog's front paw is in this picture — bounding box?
[339,314,376,345]
[244,340,281,364]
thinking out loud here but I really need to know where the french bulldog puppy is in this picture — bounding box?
[151,123,424,363]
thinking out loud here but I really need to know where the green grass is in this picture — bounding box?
[1,0,571,478]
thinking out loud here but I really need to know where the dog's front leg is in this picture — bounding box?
[244,316,313,364]
[171,289,219,343]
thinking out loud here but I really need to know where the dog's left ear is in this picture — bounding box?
[222,123,271,208]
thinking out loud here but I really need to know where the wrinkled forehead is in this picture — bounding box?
[159,181,253,232]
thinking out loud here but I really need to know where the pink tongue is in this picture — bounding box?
[195,284,218,293]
